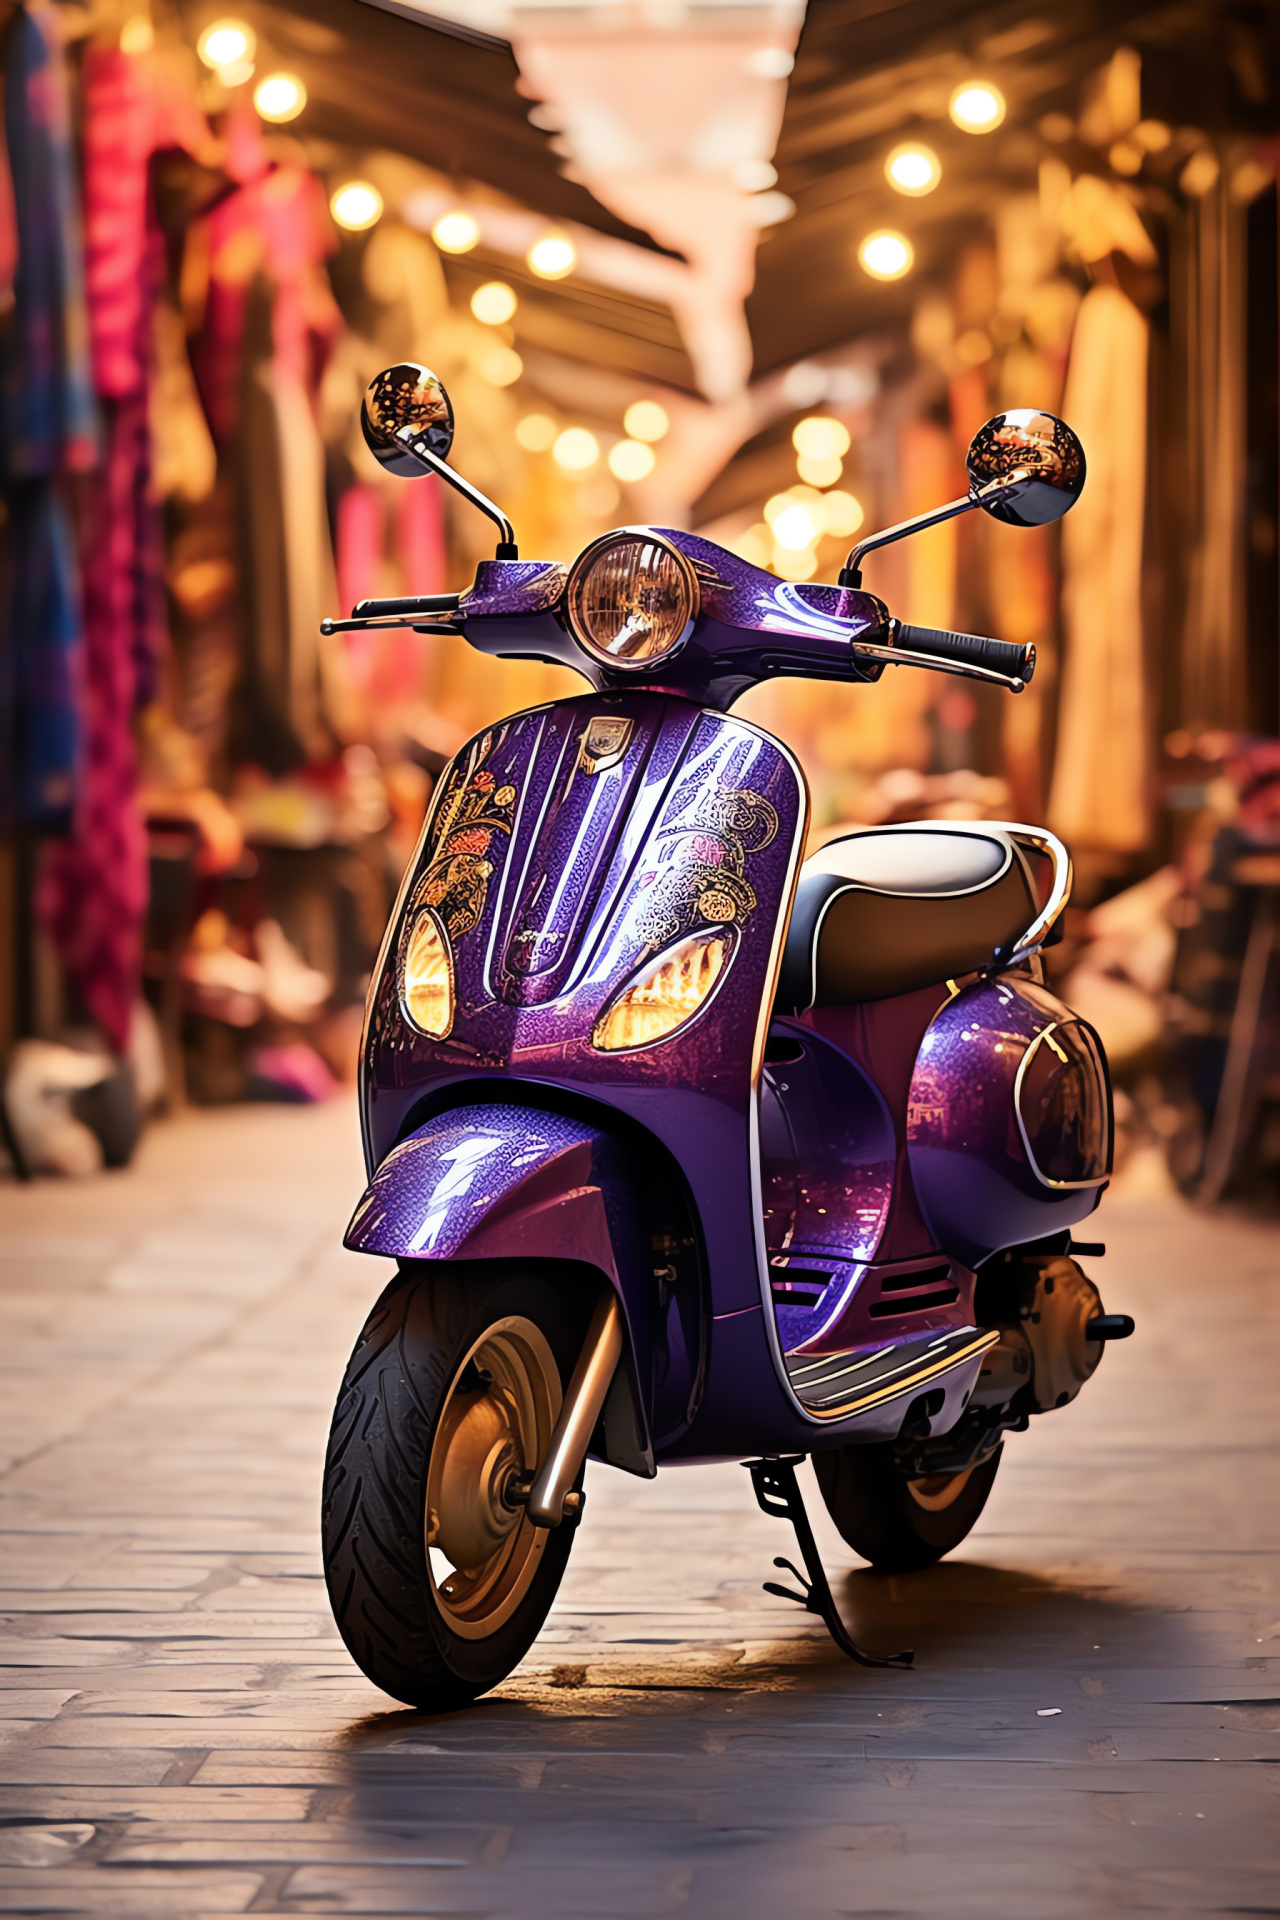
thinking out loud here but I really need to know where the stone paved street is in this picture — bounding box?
[0,1100,1277,1917]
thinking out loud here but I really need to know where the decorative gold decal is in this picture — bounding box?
[407,731,518,950]
[634,783,778,948]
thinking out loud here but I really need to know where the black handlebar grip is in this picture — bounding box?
[893,621,1036,685]
[351,592,462,618]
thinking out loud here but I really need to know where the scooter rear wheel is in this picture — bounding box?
[322,1263,589,1710]
[813,1441,1002,1573]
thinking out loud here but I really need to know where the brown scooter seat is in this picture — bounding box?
[776,823,1052,1009]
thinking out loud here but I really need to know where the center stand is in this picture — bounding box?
[746,1456,914,1670]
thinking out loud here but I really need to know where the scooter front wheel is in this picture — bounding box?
[813,1441,1002,1574]
[321,1263,589,1710]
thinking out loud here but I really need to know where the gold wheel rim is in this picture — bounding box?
[424,1316,562,1642]
[905,1466,975,1513]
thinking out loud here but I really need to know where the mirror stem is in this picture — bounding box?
[839,472,1033,587]
[394,425,519,559]
[840,492,978,588]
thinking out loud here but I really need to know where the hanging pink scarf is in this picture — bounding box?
[38,45,209,1052]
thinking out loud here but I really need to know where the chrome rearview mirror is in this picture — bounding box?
[966,409,1086,527]
[360,361,517,559]
[362,362,455,475]
[840,406,1086,587]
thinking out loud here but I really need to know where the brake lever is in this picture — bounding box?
[850,636,1029,693]
[320,611,463,635]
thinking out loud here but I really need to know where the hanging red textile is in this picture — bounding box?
[37,43,210,1052]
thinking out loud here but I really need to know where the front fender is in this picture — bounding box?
[345,1103,655,1473]
[345,1104,624,1272]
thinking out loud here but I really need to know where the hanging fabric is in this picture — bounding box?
[37,33,210,1051]
[0,0,97,834]
[1047,280,1150,856]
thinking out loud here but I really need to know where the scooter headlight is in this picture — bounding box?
[593,930,732,1052]
[398,908,455,1039]
[565,530,699,670]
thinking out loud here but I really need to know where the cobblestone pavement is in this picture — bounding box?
[0,1100,1277,1917]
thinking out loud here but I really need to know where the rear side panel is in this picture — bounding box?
[907,975,1109,1266]
[361,691,814,1457]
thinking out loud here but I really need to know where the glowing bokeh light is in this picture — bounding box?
[528,233,576,280]
[859,229,914,279]
[253,73,306,122]
[516,413,557,452]
[886,142,941,195]
[950,81,1006,132]
[552,427,599,470]
[793,416,851,460]
[330,182,384,232]
[479,345,522,387]
[432,211,480,254]
[623,400,669,443]
[471,281,517,325]
[197,19,254,69]
[608,439,656,482]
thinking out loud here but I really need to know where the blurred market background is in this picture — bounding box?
[2,0,1279,1202]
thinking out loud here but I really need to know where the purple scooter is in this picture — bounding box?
[321,363,1132,1709]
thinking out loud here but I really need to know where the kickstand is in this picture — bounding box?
[746,1456,914,1671]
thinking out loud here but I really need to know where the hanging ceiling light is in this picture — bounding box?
[516,413,557,452]
[792,417,850,461]
[885,142,941,196]
[432,210,480,254]
[197,18,255,72]
[949,81,1006,133]
[471,281,517,325]
[528,232,576,280]
[552,428,599,470]
[623,400,669,443]
[479,345,522,387]
[608,440,656,482]
[253,73,306,123]
[330,181,383,233]
[858,230,914,280]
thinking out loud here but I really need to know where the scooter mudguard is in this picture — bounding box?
[344,1101,656,1474]
[345,1102,624,1273]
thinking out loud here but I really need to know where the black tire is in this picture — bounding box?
[813,1441,1002,1574]
[322,1262,590,1711]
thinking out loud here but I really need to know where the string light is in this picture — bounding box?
[608,440,656,482]
[479,345,522,387]
[471,282,517,325]
[197,18,254,71]
[528,233,576,280]
[253,73,306,123]
[793,417,850,460]
[859,230,914,280]
[821,490,864,537]
[432,211,480,254]
[623,401,669,443]
[330,182,383,232]
[950,82,1005,133]
[886,143,941,196]
[552,427,599,470]
[119,16,154,53]
[516,413,557,452]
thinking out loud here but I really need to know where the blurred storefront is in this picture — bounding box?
[1,0,1278,1188]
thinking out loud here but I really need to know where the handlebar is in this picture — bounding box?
[893,621,1036,686]
[317,581,1035,699]
[353,593,461,618]
[321,592,462,636]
